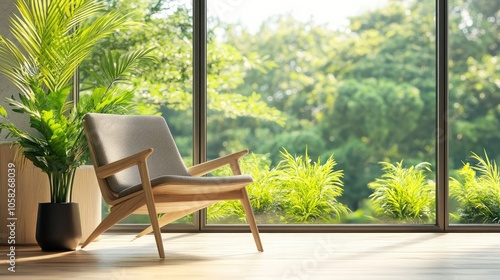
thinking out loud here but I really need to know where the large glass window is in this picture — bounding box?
[448,0,500,225]
[206,0,437,225]
[77,0,499,231]
[81,0,194,226]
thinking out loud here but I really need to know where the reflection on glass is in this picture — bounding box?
[207,0,437,224]
[448,0,500,225]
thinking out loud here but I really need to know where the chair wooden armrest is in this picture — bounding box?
[95,148,154,179]
[188,149,249,176]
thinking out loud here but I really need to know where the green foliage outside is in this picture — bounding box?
[208,149,349,224]
[449,152,500,224]
[86,0,498,224]
[366,151,500,224]
[109,149,500,225]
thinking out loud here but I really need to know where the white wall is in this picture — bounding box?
[0,0,29,141]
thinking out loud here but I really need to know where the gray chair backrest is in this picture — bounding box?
[84,113,190,194]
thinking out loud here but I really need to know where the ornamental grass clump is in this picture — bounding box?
[369,161,435,223]
[449,151,500,224]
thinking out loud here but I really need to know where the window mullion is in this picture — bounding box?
[436,0,449,231]
[193,0,208,231]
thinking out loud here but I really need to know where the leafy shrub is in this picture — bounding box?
[208,148,350,224]
[276,148,349,223]
[368,161,435,223]
[449,151,500,224]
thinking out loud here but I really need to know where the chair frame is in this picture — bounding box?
[81,119,263,258]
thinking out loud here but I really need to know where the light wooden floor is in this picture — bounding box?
[1,232,500,279]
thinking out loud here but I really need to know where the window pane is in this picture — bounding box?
[448,0,500,225]
[207,0,437,225]
[80,0,194,226]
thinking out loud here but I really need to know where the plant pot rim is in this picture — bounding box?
[38,202,79,205]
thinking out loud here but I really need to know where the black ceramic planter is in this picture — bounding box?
[35,202,82,251]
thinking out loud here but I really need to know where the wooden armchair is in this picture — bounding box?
[81,113,263,258]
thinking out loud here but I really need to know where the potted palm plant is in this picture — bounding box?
[0,0,155,250]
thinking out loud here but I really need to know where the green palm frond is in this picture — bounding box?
[0,0,155,203]
[85,48,157,89]
[1,0,134,93]
[0,38,32,95]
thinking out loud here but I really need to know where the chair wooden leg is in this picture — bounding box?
[146,206,165,259]
[138,162,165,259]
[240,187,264,252]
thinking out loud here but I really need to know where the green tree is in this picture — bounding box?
[448,0,500,168]
[220,2,438,210]
[82,0,285,157]
[221,16,337,161]
[322,78,426,208]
